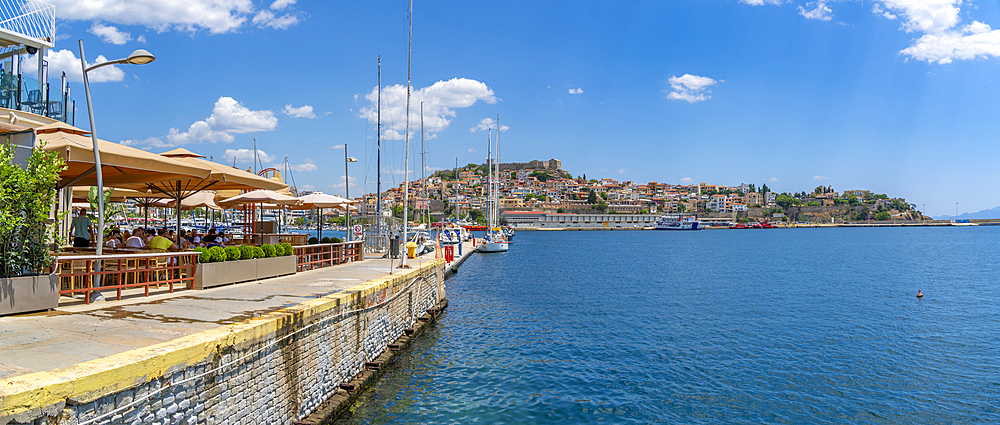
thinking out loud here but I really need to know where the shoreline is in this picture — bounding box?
[514,222,997,231]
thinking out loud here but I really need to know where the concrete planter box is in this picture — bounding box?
[194,256,296,290]
[0,274,59,316]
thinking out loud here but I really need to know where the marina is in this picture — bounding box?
[0,0,998,423]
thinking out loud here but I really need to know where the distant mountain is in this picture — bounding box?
[933,206,1000,220]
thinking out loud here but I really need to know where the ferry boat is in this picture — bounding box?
[654,215,701,230]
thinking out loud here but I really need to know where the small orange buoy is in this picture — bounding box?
[917,290,923,298]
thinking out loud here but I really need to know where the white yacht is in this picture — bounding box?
[654,215,701,230]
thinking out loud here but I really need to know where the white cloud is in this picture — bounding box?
[89,23,131,44]
[120,137,171,149]
[167,97,277,145]
[877,0,960,34]
[252,10,300,29]
[283,104,316,119]
[224,148,275,165]
[50,0,252,34]
[679,177,693,184]
[664,74,720,103]
[136,35,147,43]
[22,49,124,83]
[331,145,344,150]
[798,1,832,21]
[290,160,317,172]
[874,0,1000,63]
[902,21,1000,64]
[763,177,780,182]
[872,4,897,19]
[568,87,584,94]
[49,0,302,34]
[298,184,315,191]
[740,0,782,5]
[330,175,358,189]
[358,78,497,141]
[270,0,295,10]
[618,168,628,174]
[468,148,476,153]
[813,175,831,180]
[470,118,509,133]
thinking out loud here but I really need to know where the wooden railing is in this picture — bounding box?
[293,241,363,272]
[55,252,199,304]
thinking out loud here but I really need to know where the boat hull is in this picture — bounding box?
[653,215,701,230]
[478,242,508,252]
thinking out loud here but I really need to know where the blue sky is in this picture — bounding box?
[33,0,1000,217]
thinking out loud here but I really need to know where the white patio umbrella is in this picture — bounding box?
[293,192,356,240]
[219,190,301,236]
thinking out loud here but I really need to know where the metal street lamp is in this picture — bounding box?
[344,144,358,241]
[78,40,155,259]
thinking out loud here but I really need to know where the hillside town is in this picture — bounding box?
[344,159,924,226]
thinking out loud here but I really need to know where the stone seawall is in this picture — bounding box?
[0,260,446,425]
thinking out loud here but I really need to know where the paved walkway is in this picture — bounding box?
[0,242,473,381]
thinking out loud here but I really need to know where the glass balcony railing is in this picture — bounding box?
[0,70,75,125]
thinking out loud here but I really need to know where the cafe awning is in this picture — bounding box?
[218,190,301,209]
[155,190,222,211]
[159,148,288,192]
[35,122,211,189]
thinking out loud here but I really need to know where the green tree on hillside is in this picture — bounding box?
[529,171,551,182]
[875,211,890,221]
[587,190,598,204]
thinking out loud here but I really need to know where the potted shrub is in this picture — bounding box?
[193,243,296,290]
[0,143,65,315]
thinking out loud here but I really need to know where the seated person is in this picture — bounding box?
[177,230,193,249]
[105,229,123,248]
[125,229,147,248]
[202,228,219,246]
[147,228,178,252]
[218,231,230,244]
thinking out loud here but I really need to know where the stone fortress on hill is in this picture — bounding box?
[497,159,563,172]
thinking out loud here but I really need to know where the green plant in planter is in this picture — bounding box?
[191,247,210,263]
[261,244,276,258]
[320,237,331,244]
[251,246,265,259]
[208,246,227,263]
[0,142,66,278]
[239,244,254,260]
[331,237,342,243]
[224,246,242,261]
[308,237,318,245]
[279,243,293,256]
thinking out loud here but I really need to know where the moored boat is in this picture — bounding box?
[654,215,700,230]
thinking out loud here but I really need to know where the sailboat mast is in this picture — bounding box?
[401,0,412,267]
[376,57,382,248]
[486,129,492,229]
[420,101,427,225]
[494,115,500,227]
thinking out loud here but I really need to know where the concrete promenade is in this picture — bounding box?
[0,241,473,382]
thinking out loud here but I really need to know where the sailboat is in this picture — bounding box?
[478,126,508,253]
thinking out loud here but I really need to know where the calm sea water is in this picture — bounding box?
[335,227,1000,424]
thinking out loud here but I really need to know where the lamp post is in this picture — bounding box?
[344,143,358,241]
[78,41,155,258]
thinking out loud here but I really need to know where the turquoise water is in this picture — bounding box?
[335,227,1000,424]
